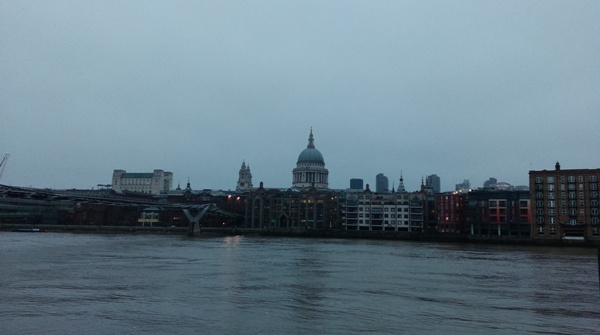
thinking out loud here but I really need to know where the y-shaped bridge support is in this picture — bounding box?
[183,204,214,236]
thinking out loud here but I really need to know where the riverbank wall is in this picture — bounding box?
[2,223,599,247]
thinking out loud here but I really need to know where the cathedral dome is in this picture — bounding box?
[296,128,325,165]
[292,128,329,189]
[297,147,324,164]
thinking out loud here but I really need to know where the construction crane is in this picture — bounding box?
[0,152,10,182]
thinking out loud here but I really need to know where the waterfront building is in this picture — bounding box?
[435,192,467,234]
[466,189,531,237]
[529,162,600,241]
[112,169,173,194]
[375,173,389,193]
[292,129,329,189]
[245,182,341,229]
[236,161,253,192]
[350,178,363,190]
[426,174,441,194]
[342,182,433,232]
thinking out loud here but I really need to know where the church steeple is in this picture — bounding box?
[397,172,406,193]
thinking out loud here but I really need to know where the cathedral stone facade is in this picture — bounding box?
[292,129,329,189]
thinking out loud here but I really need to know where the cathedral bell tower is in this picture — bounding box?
[236,160,253,192]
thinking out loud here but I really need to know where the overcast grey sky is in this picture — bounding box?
[1,1,599,192]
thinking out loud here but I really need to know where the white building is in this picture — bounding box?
[292,129,329,189]
[112,169,173,194]
[343,177,429,232]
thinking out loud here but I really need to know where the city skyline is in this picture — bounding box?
[2,1,599,192]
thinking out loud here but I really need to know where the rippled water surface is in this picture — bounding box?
[1,232,599,334]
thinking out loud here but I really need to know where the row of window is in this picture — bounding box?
[536,183,598,191]
[358,213,410,218]
[537,208,599,216]
[535,175,598,183]
[537,191,600,200]
[537,198,600,208]
[356,220,410,225]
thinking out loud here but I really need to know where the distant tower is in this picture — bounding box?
[376,173,389,193]
[426,174,441,194]
[483,177,498,189]
[350,178,363,190]
[455,179,471,191]
[236,161,253,192]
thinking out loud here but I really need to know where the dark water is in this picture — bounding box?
[1,232,598,334]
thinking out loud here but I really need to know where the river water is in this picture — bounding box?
[0,232,598,334]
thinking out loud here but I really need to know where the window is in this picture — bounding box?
[592,209,599,216]
[569,192,576,199]
[591,176,598,182]
[561,192,566,199]
[562,209,567,215]
[549,209,555,215]
[570,209,577,216]
[569,200,576,207]
[568,176,575,183]
[579,200,585,207]
[537,217,544,224]
[538,226,544,233]
[592,192,598,199]
[537,209,544,215]
[592,200,598,207]
[568,184,576,190]
[547,184,555,191]
[560,176,565,181]
[536,200,544,207]
[535,176,543,183]
[579,192,584,198]
[536,184,543,191]
[548,201,555,208]
[561,200,566,207]
[579,176,584,182]
[548,193,555,199]
[547,176,555,183]
[549,217,556,224]
[592,218,599,225]
[536,192,543,199]
[591,183,598,190]
[560,184,566,191]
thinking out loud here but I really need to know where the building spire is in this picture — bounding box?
[307,127,315,149]
[397,171,406,193]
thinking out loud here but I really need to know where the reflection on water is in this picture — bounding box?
[0,233,599,334]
